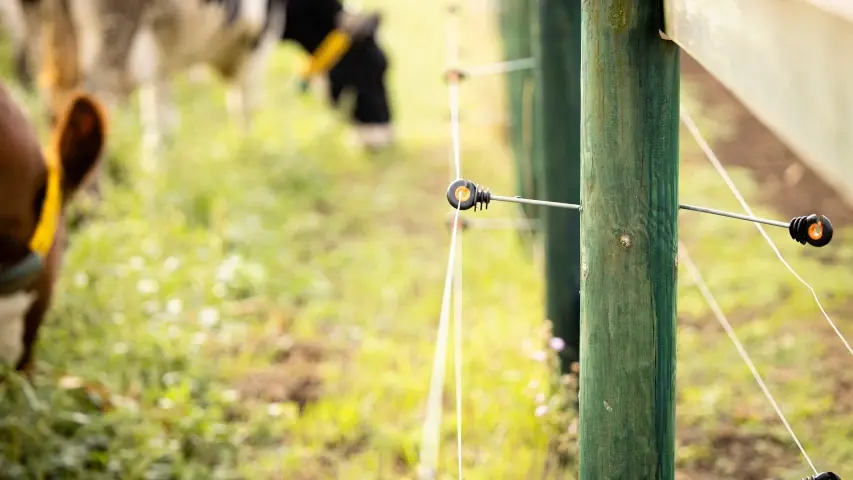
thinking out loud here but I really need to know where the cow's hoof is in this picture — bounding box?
[353,123,394,151]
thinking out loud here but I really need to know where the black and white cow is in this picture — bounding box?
[9,0,393,160]
[282,0,393,149]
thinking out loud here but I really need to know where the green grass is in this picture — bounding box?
[1,1,851,478]
[675,86,853,477]
[0,3,567,479]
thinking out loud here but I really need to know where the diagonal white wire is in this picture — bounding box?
[444,9,465,472]
[453,233,464,478]
[445,4,465,478]
[678,241,818,475]
[680,106,853,360]
[418,205,461,479]
[418,3,466,479]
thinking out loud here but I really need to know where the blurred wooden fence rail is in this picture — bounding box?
[664,0,853,208]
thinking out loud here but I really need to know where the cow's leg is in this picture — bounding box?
[215,54,255,130]
[139,81,179,170]
[128,23,176,168]
[220,0,286,130]
[13,243,59,376]
[224,72,253,131]
[223,40,275,131]
[160,82,180,135]
[14,290,48,376]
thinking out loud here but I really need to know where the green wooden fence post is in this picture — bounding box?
[529,0,545,228]
[535,0,582,374]
[579,0,680,477]
[498,0,539,222]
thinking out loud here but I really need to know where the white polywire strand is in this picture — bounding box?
[448,4,465,477]
[445,4,462,179]
[679,242,818,475]
[418,206,462,478]
[680,106,853,359]
[447,78,462,180]
[453,232,464,478]
[420,5,465,478]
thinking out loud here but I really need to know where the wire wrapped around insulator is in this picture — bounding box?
[443,68,467,83]
[445,213,471,231]
[789,214,833,247]
[801,473,841,480]
[446,179,491,211]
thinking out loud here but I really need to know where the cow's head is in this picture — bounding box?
[329,11,394,151]
[0,87,106,298]
[284,5,395,151]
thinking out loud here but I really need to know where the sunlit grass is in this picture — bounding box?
[0,1,850,478]
[0,2,563,479]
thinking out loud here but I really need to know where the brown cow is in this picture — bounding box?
[0,83,106,373]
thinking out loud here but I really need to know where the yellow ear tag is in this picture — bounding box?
[300,29,352,80]
[28,143,63,258]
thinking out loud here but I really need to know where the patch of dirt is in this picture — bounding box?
[233,338,330,413]
[812,300,853,416]
[271,338,328,364]
[679,306,775,332]
[681,53,853,227]
[678,425,797,478]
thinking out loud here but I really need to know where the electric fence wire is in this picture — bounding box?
[680,107,853,359]
[678,241,819,476]
[417,3,466,479]
[418,204,462,479]
[463,57,535,77]
[418,8,848,477]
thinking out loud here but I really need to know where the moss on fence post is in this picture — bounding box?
[579,0,680,477]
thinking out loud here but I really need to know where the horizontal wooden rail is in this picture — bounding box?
[664,0,853,207]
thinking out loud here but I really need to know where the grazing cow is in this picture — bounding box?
[282,0,394,150]
[20,0,287,168]
[10,0,393,157]
[0,85,106,373]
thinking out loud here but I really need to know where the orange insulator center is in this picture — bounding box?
[808,222,823,240]
[455,186,471,202]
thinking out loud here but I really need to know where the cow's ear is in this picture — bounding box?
[52,92,107,196]
[363,11,381,29]
[337,10,381,39]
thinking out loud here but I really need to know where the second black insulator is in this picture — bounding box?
[801,473,841,480]
[789,214,833,247]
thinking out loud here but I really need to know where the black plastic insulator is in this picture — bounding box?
[446,179,491,211]
[789,214,833,247]
[801,473,841,480]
